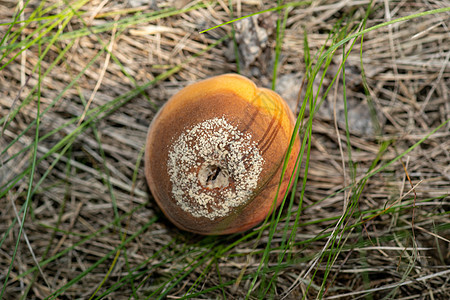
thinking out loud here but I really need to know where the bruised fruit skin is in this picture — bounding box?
[145,74,300,235]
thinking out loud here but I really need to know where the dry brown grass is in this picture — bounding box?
[1,0,449,299]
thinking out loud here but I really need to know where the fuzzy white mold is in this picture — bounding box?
[167,116,264,220]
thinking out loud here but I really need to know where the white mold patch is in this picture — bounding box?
[167,116,264,220]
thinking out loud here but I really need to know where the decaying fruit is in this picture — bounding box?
[145,74,300,235]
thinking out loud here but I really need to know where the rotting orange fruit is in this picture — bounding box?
[145,74,300,235]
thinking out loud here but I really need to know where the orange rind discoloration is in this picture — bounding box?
[145,74,300,235]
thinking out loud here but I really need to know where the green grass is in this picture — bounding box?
[1,1,449,299]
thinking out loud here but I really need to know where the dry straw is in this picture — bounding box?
[0,0,449,299]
